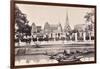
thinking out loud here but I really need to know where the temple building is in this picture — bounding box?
[64,12,71,32]
[43,11,71,40]
[44,22,51,34]
[43,22,63,39]
[74,24,86,41]
[31,22,37,34]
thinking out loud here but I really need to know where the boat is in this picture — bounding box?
[55,54,83,63]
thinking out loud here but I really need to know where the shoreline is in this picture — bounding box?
[15,40,94,47]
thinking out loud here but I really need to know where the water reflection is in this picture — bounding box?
[15,52,94,65]
[15,45,95,65]
[15,55,59,65]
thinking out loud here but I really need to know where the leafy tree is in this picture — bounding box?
[84,12,94,31]
[15,6,31,36]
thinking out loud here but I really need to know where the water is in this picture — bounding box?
[15,55,58,65]
[15,44,95,66]
[15,53,94,66]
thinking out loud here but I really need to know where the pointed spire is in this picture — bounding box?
[64,11,71,32]
[66,11,69,24]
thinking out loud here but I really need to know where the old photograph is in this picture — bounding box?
[13,1,96,67]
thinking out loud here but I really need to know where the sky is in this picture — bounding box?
[16,4,94,29]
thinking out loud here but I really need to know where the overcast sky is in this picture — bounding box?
[16,4,94,29]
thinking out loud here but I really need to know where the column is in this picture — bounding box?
[75,33,77,41]
[89,31,91,40]
[54,33,56,41]
[83,32,86,41]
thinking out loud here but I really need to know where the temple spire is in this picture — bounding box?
[64,11,71,32]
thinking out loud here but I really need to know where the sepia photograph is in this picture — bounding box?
[11,1,96,68]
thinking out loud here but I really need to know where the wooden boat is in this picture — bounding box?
[56,55,83,63]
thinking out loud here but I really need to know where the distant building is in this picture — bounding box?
[73,11,95,41]
[64,12,71,32]
[43,22,63,39]
[36,26,42,33]
[50,24,58,33]
[43,12,71,39]
[74,23,94,40]
[74,24,86,32]
[31,23,43,38]
[44,22,62,33]
[57,23,63,33]
[31,22,37,34]
[74,24,86,40]
[44,22,50,34]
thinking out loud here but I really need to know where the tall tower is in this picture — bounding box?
[64,11,71,32]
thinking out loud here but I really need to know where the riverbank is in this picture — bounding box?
[15,40,94,47]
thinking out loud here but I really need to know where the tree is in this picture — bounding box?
[15,6,31,35]
[84,12,94,31]
[84,12,94,23]
[15,6,31,46]
[84,11,94,40]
